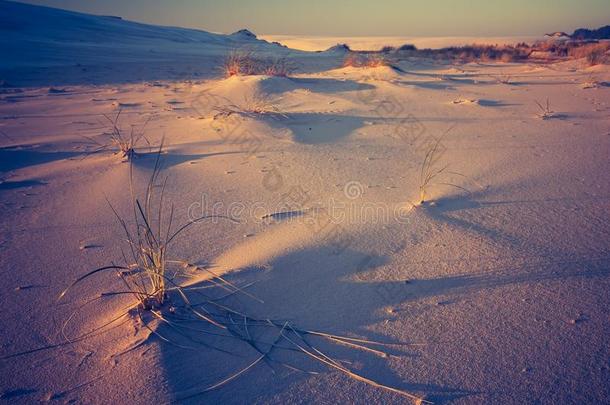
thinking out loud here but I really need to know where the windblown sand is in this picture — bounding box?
[0,5,609,402]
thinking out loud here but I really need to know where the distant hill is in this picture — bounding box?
[325,44,351,53]
[571,25,610,40]
[0,0,294,70]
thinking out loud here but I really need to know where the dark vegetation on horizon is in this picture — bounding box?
[571,25,610,40]
[333,39,609,65]
[323,24,610,66]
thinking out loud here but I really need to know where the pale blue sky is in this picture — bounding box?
[17,0,610,36]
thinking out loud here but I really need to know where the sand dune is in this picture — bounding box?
[1,2,609,404]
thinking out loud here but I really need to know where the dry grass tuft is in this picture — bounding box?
[260,57,295,77]
[223,50,294,78]
[494,72,513,85]
[535,98,556,119]
[343,53,391,68]
[417,128,469,205]
[83,110,150,160]
[418,136,446,204]
[213,92,287,119]
[223,50,257,77]
[341,54,360,67]
[59,148,234,310]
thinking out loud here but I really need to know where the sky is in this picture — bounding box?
[16,0,610,37]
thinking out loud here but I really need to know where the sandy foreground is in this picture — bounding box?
[1,43,610,404]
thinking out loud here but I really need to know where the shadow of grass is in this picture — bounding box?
[0,146,80,172]
[154,245,471,403]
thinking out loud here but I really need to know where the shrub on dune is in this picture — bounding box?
[567,42,610,65]
[259,57,295,77]
[398,44,417,52]
[531,40,609,64]
[449,44,530,64]
[223,50,294,77]
[223,49,257,77]
[366,54,391,67]
[342,53,390,68]
[342,53,361,67]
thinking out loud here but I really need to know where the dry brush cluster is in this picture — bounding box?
[223,50,295,78]
[213,92,288,120]
[367,40,609,65]
[566,42,610,65]
[342,53,392,68]
[533,40,610,65]
[433,44,532,63]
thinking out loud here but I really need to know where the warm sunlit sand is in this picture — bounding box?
[1,1,609,404]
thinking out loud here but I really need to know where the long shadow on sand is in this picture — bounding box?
[130,149,247,169]
[155,227,609,404]
[0,179,46,190]
[0,146,80,173]
[415,193,525,250]
[149,174,607,403]
[259,76,375,94]
[477,99,520,107]
[267,112,375,144]
[156,245,475,404]
[395,257,609,305]
[396,80,457,90]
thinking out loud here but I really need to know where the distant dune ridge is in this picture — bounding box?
[0,0,290,70]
